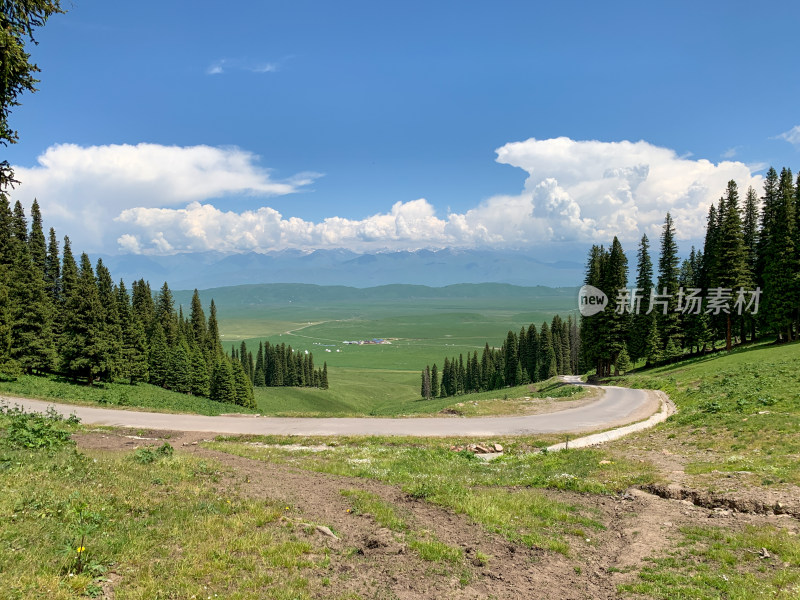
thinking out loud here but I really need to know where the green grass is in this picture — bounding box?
[206,435,654,554]
[340,489,465,565]
[0,373,257,416]
[621,524,800,599]
[609,340,800,487]
[0,409,337,599]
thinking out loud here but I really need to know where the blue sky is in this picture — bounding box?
[6,0,800,256]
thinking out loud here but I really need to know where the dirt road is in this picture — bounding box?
[2,379,659,436]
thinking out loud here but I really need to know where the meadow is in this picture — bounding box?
[213,283,580,416]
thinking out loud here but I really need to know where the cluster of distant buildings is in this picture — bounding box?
[342,339,391,345]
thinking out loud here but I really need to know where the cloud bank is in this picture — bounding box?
[11,138,761,255]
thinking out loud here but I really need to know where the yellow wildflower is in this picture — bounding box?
[76,546,85,554]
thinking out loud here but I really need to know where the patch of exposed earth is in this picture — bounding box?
[73,429,800,599]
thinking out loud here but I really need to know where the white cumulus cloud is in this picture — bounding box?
[12,137,762,256]
[11,143,319,251]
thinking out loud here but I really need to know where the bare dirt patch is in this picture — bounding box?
[71,428,799,599]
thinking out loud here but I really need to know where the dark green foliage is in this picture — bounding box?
[147,323,169,387]
[1,405,77,450]
[44,227,60,302]
[657,212,681,350]
[132,442,174,464]
[209,358,236,404]
[0,0,64,188]
[232,359,255,408]
[430,363,439,398]
[629,234,653,362]
[59,254,108,384]
[189,346,210,396]
[165,343,192,394]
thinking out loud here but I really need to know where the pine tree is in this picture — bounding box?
[0,265,15,375]
[421,366,431,399]
[579,244,606,372]
[165,342,192,393]
[9,203,55,374]
[762,168,798,341]
[503,330,518,386]
[189,289,207,347]
[117,281,148,384]
[59,254,108,384]
[232,359,255,408]
[210,358,236,404]
[95,259,122,379]
[321,361,329,389]
[713,181,749,350]
[155,282,178,345]
[190,345,209,396]
[629,234,653,363]
[657,213,681,350]
[206,299,223,358]
[28,199,47,275]
[614,346,631,375]
[525,324,539,382]
[539,322,557,380]
[430,363,439,398]
[147,322,169,387]
[643,316,662,367]
[0,194,12,266]
[44,227,60,302]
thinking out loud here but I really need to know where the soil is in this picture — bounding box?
[72,428,800,599]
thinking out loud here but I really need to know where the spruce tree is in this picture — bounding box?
[657,213,681,350]
[232,359,255,408]
[503,330,518,386]
[0,194,11,265]
[713,181,749,350]
[0,265,15,374]
[190,345,210,396]
[187,289,206,347]
[117,281,148,384]
[95,259,122,379]
[629,234,654,363]
[165,342,192,393]
[147,322,169,387]
[9,204,55,374]
[210,358,236,404]
[28,199,47,274]
[155,282,178,345]
[321,361,329,389]
[762,168,798,341]
[44,227,60,302]
[60,254,108,384]
[539,322,557,380]
[430,363,439,398]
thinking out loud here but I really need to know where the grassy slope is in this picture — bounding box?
[0,375,256,416]
[611,340,800,486]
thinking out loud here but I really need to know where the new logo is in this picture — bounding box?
[578,285,608,317]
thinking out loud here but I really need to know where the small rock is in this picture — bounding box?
[599,460,612,465]
[493,443,503,452]
[661,449,673,455]
[663,521,673,527]
[474,444,491,453]
[759,547,770,559]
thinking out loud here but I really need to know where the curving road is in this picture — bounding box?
[1,377,660,437]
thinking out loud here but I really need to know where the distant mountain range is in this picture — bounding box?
[95,248,585,290]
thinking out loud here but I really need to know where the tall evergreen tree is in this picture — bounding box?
[28,199,47,274]
[656,213,681,350]
[147,322,169,387]
[60,254,108,384]
[430,363,439,398]
[155,282,178,346]
[44,227,60,302]
[117,280,148,384]
[713,181,749,350]
[629,234,654,363]
[762,168,798,341]
[539,322,557,380]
